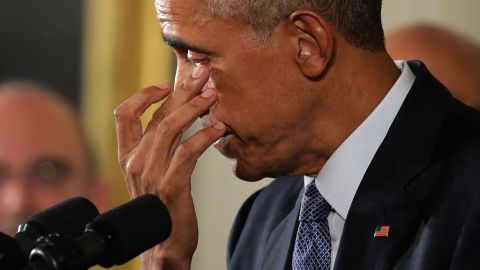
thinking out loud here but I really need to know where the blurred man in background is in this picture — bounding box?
[0,81,108,236]
[387,24,480,108]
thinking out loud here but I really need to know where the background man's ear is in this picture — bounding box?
[289,10,334,79]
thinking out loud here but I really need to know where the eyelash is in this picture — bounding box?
[173,48,208,67]
[185,58,206,66]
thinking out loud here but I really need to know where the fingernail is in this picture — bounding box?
[154,83,170,90]
[213,121,225,130]
[192,65,207,79]
[201,89,215,98]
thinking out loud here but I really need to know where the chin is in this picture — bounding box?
[214,134,287,181]
[233,168,265,182]
[229,158,273,182]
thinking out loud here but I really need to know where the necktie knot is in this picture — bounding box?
[299,182,331,222]
[292,181,332,270]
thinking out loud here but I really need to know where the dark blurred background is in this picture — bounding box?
[0,0,83,107]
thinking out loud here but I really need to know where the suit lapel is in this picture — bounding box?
[335,62,453,270]
[333,163,439,270]
[262,188,303,270]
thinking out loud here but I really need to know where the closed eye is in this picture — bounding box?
[187,50,208,66]
[186,58,207,66]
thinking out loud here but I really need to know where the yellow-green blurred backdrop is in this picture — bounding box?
[81,1,173,269]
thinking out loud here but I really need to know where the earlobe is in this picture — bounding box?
[290,10,334,79]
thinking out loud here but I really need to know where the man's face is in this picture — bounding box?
[0,93,91,236]
[156,1,323,181]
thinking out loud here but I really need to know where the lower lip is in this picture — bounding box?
[215,133,233,145]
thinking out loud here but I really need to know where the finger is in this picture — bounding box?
[143,89,219,171]
[156,89,220,161]
[163,121,226,191]
[115,84,171,159]
[170,65,210,111]
[147,65,210,131]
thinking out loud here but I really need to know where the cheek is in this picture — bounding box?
[209,65,260,101]
[31,184,84,211]
[207,53,299,134]
[209,68,278,123]
[209,69,250,114]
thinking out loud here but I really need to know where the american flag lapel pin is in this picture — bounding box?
[374,225,390,238]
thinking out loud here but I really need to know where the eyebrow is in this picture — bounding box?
[162,33,213,55]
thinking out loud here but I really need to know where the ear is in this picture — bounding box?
[288,10,334,79]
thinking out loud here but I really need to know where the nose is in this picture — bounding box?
[1,180,33,219]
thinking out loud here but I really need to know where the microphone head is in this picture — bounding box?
[87,194,172,267]
[22,197,99,237]
[0,231,26,268]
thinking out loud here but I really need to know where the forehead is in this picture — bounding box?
[154,0,260,56]
[155,0,212,49]
[155,0,207,28]
[0,93,87,167]
[154,0,248,37]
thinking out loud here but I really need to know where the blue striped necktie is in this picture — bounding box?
[292,181,332,270]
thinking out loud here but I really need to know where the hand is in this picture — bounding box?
[114,65,225,270]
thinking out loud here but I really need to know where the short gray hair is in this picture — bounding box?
[198,0,385,51]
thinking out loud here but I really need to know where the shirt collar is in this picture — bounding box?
[304,60,416,219]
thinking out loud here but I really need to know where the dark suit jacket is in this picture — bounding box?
[227,61,480,270]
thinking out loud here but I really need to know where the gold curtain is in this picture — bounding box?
[81,1,173,269]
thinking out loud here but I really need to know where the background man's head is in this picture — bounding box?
[387,24,480,108]
[0,81,107,236]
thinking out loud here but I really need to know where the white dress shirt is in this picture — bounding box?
[303,60,416,269]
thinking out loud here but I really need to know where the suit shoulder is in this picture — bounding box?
[448,137,480,190]
[234,176,304,215]
[227,176,303,261]
[434,100,480,160]
[243,176,304,215]
[445,99,480,137]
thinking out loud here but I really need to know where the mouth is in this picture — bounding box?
[200,114,239,153]
[214,128,236,156]
[215,129,234,147]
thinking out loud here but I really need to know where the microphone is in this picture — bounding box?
[25,194,172,270]
[0,231,25,269]
[0,197,99,269]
